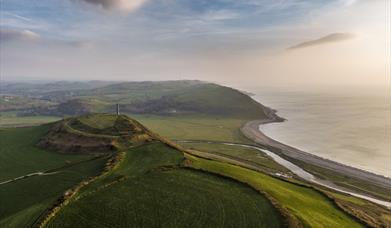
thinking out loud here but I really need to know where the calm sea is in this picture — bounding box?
[245,86,390,177]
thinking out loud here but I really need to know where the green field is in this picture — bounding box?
[0,112,60,128]
[187,155,362,228]
[0,126,106,227]
[133,115,251,143]
[47,143,284,227]
[182,142,292,175]
[0,113,388,227]
[0,125,95,181]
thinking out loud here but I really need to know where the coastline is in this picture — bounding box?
[240,118,391,190]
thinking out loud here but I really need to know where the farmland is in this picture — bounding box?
[48,142,284,228]
[186,155,362,228]
[0,80,390,227]
[0,125,106,227]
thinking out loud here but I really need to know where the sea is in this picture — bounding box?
[241,85,391,177]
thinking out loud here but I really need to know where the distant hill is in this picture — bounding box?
[14,80,279,119]
[1,80,116,96]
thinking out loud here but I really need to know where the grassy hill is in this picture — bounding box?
[3,81,279,120]
[0,126,107,227]
[33,114,285,227]
[0,114,286,227]
[0,114,375,227]
[47,142,284,227]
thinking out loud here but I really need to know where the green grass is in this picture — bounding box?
[187,155,362,228]
[182,142,292,175]
[133,115,251,143]
[47,142,284,228]
[77,114,118,129]
[0,112,60,128]
[0,157,106,228]
[0,125,107,228]
[0,125,93,181]
[325,191,391,227]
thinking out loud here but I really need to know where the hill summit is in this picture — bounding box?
[38,114,156,154]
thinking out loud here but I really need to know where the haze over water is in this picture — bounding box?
[247,86,391,177]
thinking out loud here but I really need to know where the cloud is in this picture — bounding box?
[0,29,40,42]
[79,0,147,12]
[288,33,355,49]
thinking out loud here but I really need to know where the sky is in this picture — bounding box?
[0,0,389,87]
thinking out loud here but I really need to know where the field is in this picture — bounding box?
[186,155,362,228]
[0,113,252,143]
[182,142,292,175]
[0,125,94,181]
[0,126,106,227]
[47,142,284,227]
[0,112,60,128]
[133,115,251,143]
[0,112,389,227]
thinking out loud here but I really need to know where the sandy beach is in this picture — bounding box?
[241,119,391,189]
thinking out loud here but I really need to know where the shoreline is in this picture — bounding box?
[241,119,391,190]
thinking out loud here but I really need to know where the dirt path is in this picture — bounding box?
[0,171,59,185]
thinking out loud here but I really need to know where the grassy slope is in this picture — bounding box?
[183,142,292,175]
[0,125,93,181]
[133,115,391,223]
[187,155,362,228]
[3,115,385,227]
[0,112,60,128]
[47,143,284,228]
[0,126,106,227]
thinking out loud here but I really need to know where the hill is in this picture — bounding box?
[1,114,375,227]
[33,114,285,227]
[3,81,280,120]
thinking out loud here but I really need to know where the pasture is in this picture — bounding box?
[0,125,106,227]
[47,142,284,228]
[187,155,363,228]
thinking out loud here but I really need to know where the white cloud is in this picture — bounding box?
[80,0,148,12]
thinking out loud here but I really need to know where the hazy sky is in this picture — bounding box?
[0,0,389,87]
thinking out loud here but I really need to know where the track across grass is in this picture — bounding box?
[0,126,106,227]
